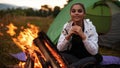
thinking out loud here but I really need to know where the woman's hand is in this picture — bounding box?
[71,25,86,40]
[65,25,86,40]
[72,25,82,35]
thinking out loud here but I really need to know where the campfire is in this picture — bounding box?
[7,23,68,68]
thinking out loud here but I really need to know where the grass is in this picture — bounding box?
[0,16,120,67]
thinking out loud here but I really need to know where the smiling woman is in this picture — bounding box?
[0,0,68,9]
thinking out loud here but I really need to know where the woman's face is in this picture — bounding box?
[70,4,85,23]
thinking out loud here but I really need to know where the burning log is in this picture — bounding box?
[35,51,51,68]
[24,54,34,68]
[33,31,68,68]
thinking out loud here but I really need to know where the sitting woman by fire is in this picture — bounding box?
[57,3,103,68]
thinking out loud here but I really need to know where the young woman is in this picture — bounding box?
[57,3,102,68]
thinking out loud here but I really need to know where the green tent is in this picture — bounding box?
[47,0,120,50]
[85,0,120,34]
[86,1,111,34]
[98,1,120,50]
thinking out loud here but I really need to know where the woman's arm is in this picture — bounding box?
[83,22,98,55]
[57,23,71,51]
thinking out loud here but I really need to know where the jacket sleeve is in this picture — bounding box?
[57,23,71,51]
[83,21,98,55]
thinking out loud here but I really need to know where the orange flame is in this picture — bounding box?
[12,23,39,49]
[6,23,17,36]
[7,22,67,68]
[7,23,45,68]
[13,23,43,68]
